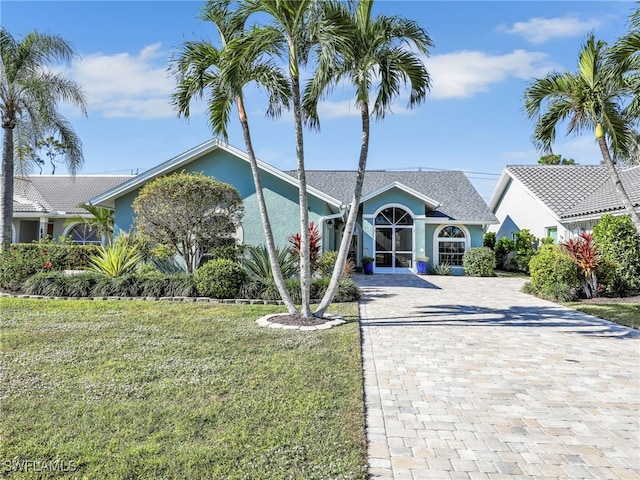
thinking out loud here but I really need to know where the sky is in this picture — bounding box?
[1,0,636,200]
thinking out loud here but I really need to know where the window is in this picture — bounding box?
[437,225,466,266]
[67,223,100,245]
[545,227,558,243]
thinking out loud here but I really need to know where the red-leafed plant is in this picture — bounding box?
[288,222,322,273]
[562,232,599,298]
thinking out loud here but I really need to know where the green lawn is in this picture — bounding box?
[0,299,367,479]
[565,302,640,330]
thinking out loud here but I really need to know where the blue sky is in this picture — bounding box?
[2,1,635,199]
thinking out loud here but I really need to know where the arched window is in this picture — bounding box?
[67,223,101,245]
[374,206,414,270]
[437,225,466,266]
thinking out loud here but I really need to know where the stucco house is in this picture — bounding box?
[488,165,640,242]
[9,175,133,244]
[89,138,497,274]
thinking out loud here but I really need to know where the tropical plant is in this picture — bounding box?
[88,243,141,277]
[609,5,640,124]
[306,0,432,317]
[243,244,298,280]
[170,0,297,313]
[562,232,600,299]
[316,250,354,278]
[0,28,87,250]
[64,204,114,245]
[429,262,451,276]
[524,33,640,234]
[132,172,244,273]
[288,221,321,273]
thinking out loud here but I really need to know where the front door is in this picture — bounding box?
[374,206,413,273]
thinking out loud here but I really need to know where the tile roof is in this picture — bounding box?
[9,175,133,214]
[563,166,640,219]
[287,170,497,223]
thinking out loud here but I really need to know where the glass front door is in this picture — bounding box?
[374,207,413,272]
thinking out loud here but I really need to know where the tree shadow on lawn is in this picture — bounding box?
[360,303,640,340]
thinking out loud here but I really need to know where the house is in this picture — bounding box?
[9,175,133,244]
[488,165,640,242]
[89,138,497,273]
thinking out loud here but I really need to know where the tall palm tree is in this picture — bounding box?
[609,6,640,121]
[524,34,640,234]
[64,204,114,245]
[235,0,324,317]
[0,28,87,250]
[170,0,298,313]
[307,0,432,316]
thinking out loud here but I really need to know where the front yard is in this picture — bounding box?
[0,299,367,479]
[565,301,640,330]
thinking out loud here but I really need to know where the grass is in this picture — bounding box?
[564,302,640,330]
[0,299,367,479]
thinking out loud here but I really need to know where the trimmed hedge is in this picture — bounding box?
[194,259,246,298]
[462,247,496,277]
[525,245,579,301]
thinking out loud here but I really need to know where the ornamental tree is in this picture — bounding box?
[133,172,244,273]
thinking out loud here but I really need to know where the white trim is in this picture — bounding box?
[432,224,470,266]
[361,181,441,209]
[373,204,415,273]
[88,138,342,209]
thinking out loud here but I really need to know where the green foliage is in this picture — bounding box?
[316,251,354,278]
[238,276,360,303]
[208,244,246,263]
[429,263,451,276]
[89,244,141,277]
[527,245,579,301]
[482,232,496,250]
[514,229,538,273]
[243,244,298,280]
[23,271,102,297]
[537,154,576,165]
[494,237,515,270]
[462,247,496,277]
[562,232,600,298]
[593,214,640,295]
[288,222,322,272]
[194,259,246,298]
[133,171,244,273]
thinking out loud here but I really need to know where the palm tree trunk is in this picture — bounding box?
[1,125,15,250]
[597,137,640,234]
[237,98,298,313]
[291,75,313,318]
[315,101,370,317]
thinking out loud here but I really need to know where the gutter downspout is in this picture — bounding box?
[319,205,347,253]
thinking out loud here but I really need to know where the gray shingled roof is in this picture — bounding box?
[506,165,640,219]
[563,166,640,219]
[286,170,497,222]
[10,176,133,214]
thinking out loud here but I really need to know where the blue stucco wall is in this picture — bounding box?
[113,149,330,247]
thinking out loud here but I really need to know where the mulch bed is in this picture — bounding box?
[270,313,330,326]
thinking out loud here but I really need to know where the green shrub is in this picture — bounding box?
[316,251,339,277]
[527,245,579,301]
[23,272,69,297]
[593,214,640,296]
[462,247,496,277]
[243,244,298,280]
[207,244,245,263]
[0,245,53,290]
[483,232,496,250]
[514,229,538,273]
[494,237,515,270]
[195,259,246,298]
[65,272,102,297]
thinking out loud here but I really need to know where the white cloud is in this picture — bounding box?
[425,50,558,100]
[497,16,602,44]
[70,43,175,118]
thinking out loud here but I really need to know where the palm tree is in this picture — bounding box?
[64,204,114,245]
[308,0,432,316]
[235,0,323,318]
[609,6,640,121]
[0,28,87,250]
[170,0,298,313]
[524,34,640,234]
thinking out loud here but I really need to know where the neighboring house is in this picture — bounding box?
[9,175,133,244]
[488,165,640,242]
[89,139,497,274]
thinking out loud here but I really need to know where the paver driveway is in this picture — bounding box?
[356,274,639,480]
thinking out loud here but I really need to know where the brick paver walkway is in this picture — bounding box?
[356,274,640,480]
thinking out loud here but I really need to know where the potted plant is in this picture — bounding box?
[416,256,429,275]
[362,256,374,275]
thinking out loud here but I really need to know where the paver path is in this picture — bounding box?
[356,274,639,480]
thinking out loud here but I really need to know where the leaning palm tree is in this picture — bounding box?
[306,0,432,316]
[524,34,640,234]
[170,0,297,313]
[234,0,325,318]
[64,204,114,245]
[0,28,87,250]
